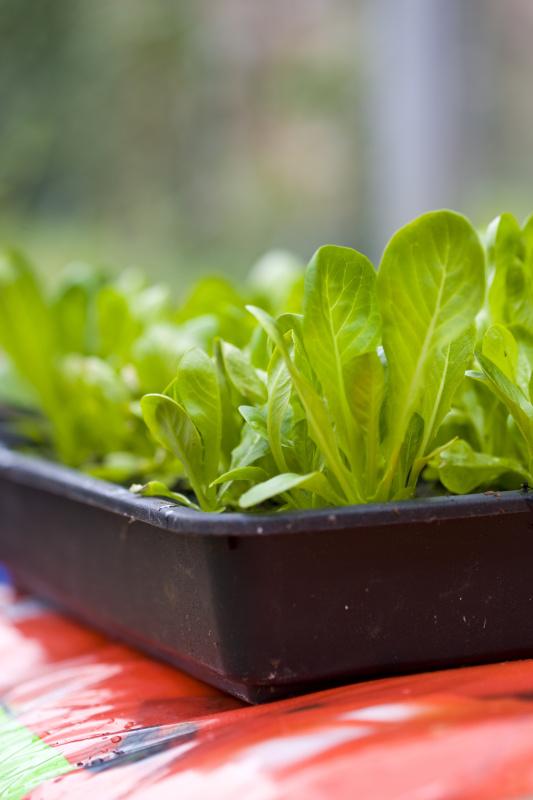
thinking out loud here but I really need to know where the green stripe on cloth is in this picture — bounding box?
[0,707,73,799]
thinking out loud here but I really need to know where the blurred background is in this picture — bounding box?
[0,0,532,285]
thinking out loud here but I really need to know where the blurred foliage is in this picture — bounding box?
[0,0,361,283]
[2,0,533,283]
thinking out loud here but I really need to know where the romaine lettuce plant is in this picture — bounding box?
[429,213,533,492]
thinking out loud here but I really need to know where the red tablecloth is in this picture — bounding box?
[2,581,533,799]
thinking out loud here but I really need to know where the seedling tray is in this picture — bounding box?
[0,445,532,703]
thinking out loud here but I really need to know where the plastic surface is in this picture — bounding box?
[0,445,532,702]
[5,580,533,798]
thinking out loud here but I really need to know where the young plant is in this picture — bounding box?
[430,213,533,492]
[138,344,270,511]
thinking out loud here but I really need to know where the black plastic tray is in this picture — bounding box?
[0,445,532,703]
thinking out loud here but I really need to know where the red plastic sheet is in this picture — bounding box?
[3,581,533,799]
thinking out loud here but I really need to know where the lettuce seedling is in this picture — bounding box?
[139,344,270,511]
[240,212,485,508]
[430,213,533,492]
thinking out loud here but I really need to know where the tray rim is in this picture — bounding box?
[0,444,531,537]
